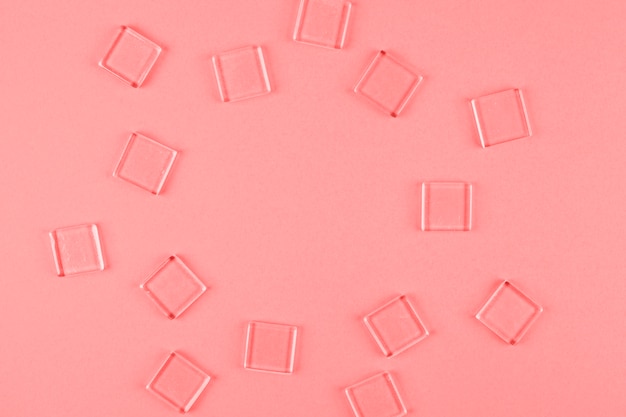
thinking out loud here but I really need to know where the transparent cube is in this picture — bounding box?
[293,0,352,49]
[471,88,532,148]
[146,352,211,413]
[49,224,105,276]
[421,182,472,231]
[244,321,298,374]
[113,132,178,195]
[345,372,407,417]
[212,46,272,102]
[364,295,428,357]
[476,281,543,345]
[140,255,207,319]
[354,50,423,117]
[99,26,161,88]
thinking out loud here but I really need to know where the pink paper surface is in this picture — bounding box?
[1,0,625,416]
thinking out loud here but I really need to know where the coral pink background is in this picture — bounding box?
[1,0,625,415]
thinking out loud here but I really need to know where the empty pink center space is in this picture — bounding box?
[347,374,405,417]
[51,225,103,276]
[473,89,529,145]
[357,53,420,115]
[478,284,540,343]
[142,258,204,318]
[115,134,176,193]
[214,48,268,101]
[246,323,296,372]
[422,183,471,231]
[103,30,159,84]
[149,354,209,412]
[366,298,426,356]
[296,0,349,47]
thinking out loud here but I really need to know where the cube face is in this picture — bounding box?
[354,51,423,117]
[113,132,178,195]
[345,372,407,417]
[49,224,105,276]
[99,26,161,88]
[244,322,298,374]
[293,0,352,49]
[146,352,211,413]
[476,281,543,345]
[212,46,271,102]
[471,88,531,147]
[421,182,472,231]
[364,295,428,357]
[140,256,206,319]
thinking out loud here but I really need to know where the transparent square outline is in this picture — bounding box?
[470,88,532,148]
[344,371,408,417]
[98,26,162,88]
[112,132,178,195]
[475,280,543,345]
[293,0,353,49]
[49,224,105,276]
[243,321,298,374]
[211,45,272,102]
[363,295,429,357]
[353,50,424,117]
[146,351,211,413]
[420,182,473,231]
[139,255,207,319]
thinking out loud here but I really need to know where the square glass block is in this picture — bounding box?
[212,46,271,102]
[354,51,423,117]
[364,295,428,357]
[146,352,211,413]
[345,372,407,417]
[244,322,298,374]
[49,224,104,276]
[113,132,177,195]
[421,182,472,231]
[471,88,532,147]
[293,0,352,49]
[476,281,543,345]
[99,26,161,88]
[140,256,206,319]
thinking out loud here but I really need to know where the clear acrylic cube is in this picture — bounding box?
[146,351,211,413]
[293,0,352,49]
[212,46,272,102]
[113,132,178,195]
[140,255,207,319]
[364,295,429,357]
[354,50,423,117]
[345,372,407,417]
[244,321,298,374]
[421,182,473,231]
[99,26,161,88]
[471,88,532,148]
[49,224,105,276]
[476,280,543,345]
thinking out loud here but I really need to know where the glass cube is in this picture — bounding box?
[476,281,543,345]
[345,372,407,417]
[364,295,428,357]
[354,50,423,117]
[421,182,472,231]
[293,0,352,49]
[244,321,298,374]
[212,46,271,102]
[49,224,105,276]
[146,352,211,413]
[113,132,178,195]
[140,256,206,319]
[99,26,161,88]
[471,88,532,148]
